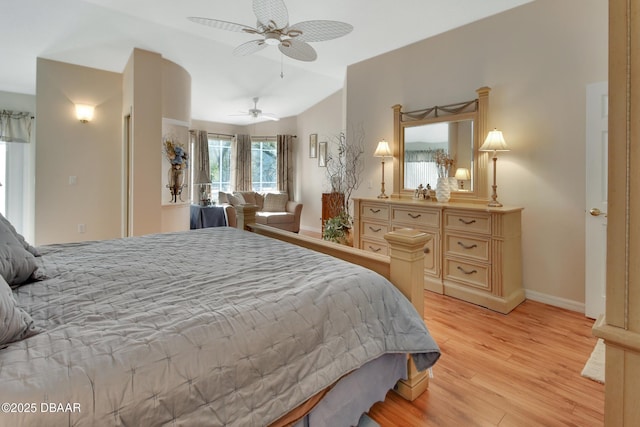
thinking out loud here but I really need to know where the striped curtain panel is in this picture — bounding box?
[232,134,252,191]
[277,134,293,199]
[190,130,210,202]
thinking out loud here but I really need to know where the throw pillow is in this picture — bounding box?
[0,221,38,286]
[218,191,229,204]
[236,191,256,205]
[254,193,265,210]
[263,193,289,212]
[0,213,39,257]
[227,193,246,206]
[0,275,39,346]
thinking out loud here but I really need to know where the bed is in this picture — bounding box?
[0,222,440,426]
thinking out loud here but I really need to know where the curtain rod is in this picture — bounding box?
[198,132,298,139]
[251,135,297,139]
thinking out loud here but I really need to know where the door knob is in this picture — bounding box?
[589,208,607,217]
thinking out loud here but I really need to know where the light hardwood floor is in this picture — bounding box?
[368,292,604,426]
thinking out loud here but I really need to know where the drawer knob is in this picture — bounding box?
[457,241,478,250]
[458,218,476,225]
[408,213,422,219]
[423,246,430,254]
[368,246,382,253]
[369,208,381,214]
[369,226,382,233]
[457,266,478,275]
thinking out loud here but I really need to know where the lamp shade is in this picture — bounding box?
[455,167,471,180]
[75,104,95,123]
[195,170,211,185]
[373,139,392,157]
[479,129,510,152]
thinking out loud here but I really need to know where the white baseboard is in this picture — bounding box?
[525,289,585,314]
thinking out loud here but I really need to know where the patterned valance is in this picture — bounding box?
[0,110,32,143]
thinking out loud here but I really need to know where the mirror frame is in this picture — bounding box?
[392,87,490,202]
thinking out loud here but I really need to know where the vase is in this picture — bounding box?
[436,177,451,203]
[168,167,185,203]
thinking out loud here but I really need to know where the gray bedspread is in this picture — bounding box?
[1,227,440,426]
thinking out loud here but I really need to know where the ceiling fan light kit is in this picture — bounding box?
[230,97,280,121]
[188,0,353,62]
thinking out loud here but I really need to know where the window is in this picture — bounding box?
[251,138,277,192]
[207,136,232,193]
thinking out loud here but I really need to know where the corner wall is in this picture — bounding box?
[35,59,123,245]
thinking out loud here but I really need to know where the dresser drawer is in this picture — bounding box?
[391,206,440,228]
[445,233,490,262]
[361,238,388,255]
[444,259,490,290]
[362,221,389,238]
[444,211,491,235]
[361,203,389,220]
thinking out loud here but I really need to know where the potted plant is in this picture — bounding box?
[321,126,365,245]
[322,210,353,245]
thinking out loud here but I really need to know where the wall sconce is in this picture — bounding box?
[75,104,95,123]
[479,129,510,207]
[373,139,392,199]
[454,167,471,190]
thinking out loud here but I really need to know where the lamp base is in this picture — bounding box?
[487,184,502,207]
[377,193,389,199]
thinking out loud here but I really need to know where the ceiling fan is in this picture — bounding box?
[230,97,280,121]
[188,0,353,62]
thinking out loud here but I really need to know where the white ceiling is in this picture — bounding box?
[1,0,531,125]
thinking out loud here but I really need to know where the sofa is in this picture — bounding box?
[219,191,303,233]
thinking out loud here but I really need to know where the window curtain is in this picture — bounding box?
[276,134,293,199]
[190,130,210,202]
[231,134,251,191]
[0,110,32,143]
[0,110,34,243]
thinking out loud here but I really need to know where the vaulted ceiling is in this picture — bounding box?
[2,0,531,124]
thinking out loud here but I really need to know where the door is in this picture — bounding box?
[585,81,608,319]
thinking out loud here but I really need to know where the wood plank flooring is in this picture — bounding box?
[368,292,604,427]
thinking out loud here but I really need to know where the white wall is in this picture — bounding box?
[295,90,344,233]
[35,58,123,245]
[340,0,607,307]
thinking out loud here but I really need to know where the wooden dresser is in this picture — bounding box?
[353,197,524,313]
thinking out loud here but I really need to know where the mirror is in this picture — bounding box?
[403,119,474,191]
[392,87,491,201]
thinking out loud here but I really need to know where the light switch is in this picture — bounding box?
[69,176,77,185]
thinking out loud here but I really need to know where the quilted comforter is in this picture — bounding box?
[1,227,440,426]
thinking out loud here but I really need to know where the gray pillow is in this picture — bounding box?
[0,275,39,346]
[227,193,246,206]
[0,213,39,257]
[0,221,38,286]
[263,192,288,212]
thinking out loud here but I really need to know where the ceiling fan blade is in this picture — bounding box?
[288,20,353,42]
[253,0,289,29]
[233,40,267,56]
[261,113,280,121]
[279,39,317,62]
[187,17,257,33]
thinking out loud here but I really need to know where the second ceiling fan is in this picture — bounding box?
[188,0,353,62]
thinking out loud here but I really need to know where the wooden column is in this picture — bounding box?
[234,204,258,231]
[593,1,640,425]
[385,229,431,401]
